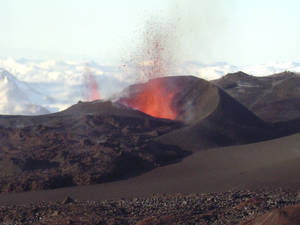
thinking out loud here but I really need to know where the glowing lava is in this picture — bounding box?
[84,72,101,101]
[122,79,177,120]
[121,19,180,119]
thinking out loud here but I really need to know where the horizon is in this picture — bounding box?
[1,56,300,115]
[2,56,300,80]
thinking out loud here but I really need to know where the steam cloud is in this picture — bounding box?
[83,69,101,101]
[170,0,228,63]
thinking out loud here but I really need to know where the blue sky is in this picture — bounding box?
[1,0,300,66]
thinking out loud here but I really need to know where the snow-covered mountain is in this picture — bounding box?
[0,58,132,115]
[2,58,300,84]
[0,69,51,115]
[1,57,300,115]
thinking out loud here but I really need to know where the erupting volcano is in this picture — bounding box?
[121,19,179,120]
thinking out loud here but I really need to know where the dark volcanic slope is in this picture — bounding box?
[1,131,300,205]
[213,71,300,122]
[0,101,186,193]
[121,76,277,151]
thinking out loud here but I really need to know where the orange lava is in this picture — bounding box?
[125,79,177,120]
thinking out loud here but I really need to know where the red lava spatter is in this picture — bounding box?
[84,73,101,101]
[123,79,177,120]
[123,20,179,120]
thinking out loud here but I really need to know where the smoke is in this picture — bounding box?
[122,0,229,81]
[82,69,101,101]
[123,17,179,82]
[170,0,229,63]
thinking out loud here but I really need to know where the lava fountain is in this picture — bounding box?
[121,79,177,119]
[83,71,101,101]
[121,19,179,120]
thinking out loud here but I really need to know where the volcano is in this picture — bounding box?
[0,75,299,193]
[120,76,278,151]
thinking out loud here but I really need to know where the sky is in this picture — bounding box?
[1,0,300,66]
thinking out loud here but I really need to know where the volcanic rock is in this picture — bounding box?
[0,100,186,193]
[214,71,300,123]
[0,189,299,225]
[62,196,74,204]
[1,75,299,194]
[239,204,300,225]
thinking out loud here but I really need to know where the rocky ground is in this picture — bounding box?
[213,71,300,123]
[1,188,299,225]
[0,101,186,193]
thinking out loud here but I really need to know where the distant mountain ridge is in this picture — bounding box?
[0,68,51,115]
[213,71,300,122]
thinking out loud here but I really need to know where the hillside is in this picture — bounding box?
[214,71,300,122]
[0,100,186,192]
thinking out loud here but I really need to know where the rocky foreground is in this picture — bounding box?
[1,188,300,225]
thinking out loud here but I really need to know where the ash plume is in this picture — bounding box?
[122,0,228,81]
[123,16,179,82]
